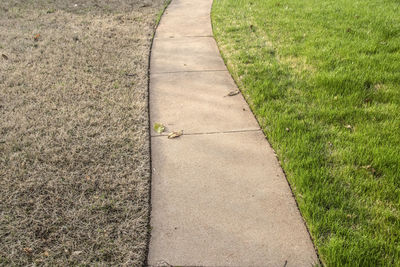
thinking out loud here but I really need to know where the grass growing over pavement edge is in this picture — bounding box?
[155,0,172,25]
[212,0,400,265]
[0,0,166,265]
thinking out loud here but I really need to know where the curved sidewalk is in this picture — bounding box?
[148,0,318,266]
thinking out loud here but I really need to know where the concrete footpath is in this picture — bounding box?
[148,0,319,266]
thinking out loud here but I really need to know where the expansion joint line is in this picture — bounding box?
[151,128,262,138]
[151,69,227,75]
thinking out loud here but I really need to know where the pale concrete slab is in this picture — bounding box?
[148,131,318,267]
[150,71,259,135]
[148,0,319,265]
[150,37,226,73]
[156,14,212,38]
[156,0,212,38]
[161,0,212,17]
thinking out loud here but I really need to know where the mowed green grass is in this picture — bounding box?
[212,0,400,265]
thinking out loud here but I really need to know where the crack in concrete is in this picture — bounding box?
[151,69,227,74]
[150,128,262,138]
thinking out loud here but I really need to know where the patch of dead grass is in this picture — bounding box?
[0,0,165,265]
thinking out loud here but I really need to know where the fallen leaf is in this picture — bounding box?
[43,251,49,257]
[224,90,240,97]
[154,123,165,134]
[361,165,373,172]
[72,251,82,256]
[156,260,172,267]
[168,130,183,139]
[361,165,377,175]
[23,247,33,253]
[34,34,40,41]
[2,54,8,60]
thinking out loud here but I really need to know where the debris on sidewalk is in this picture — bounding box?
[154,122,166,134]
[168,130,183,139]
[224,90,240,97]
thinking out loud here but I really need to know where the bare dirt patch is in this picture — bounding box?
[0,0,165,265]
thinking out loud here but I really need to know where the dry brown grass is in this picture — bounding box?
[0,0,165,265]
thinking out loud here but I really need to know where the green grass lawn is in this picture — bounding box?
[212,0,400,265]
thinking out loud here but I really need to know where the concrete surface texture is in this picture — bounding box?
[148,0,319,266]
